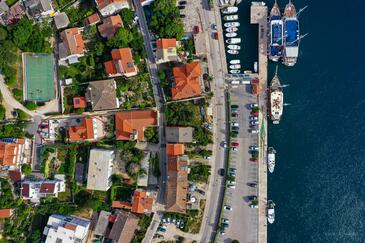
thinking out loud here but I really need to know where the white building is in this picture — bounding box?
[95,0,130,17]
[43,214,90,243]
[21,178,66,203]
[86,149,114,191]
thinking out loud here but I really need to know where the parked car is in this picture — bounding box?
[222,218,230,224]
[194,25,200,33]
[232,126,239,132]
[178,5,185,10]
[213,32,219,40]
[196,189,206,196]
[222,141,228,148]
[249,129,259,134]
[179,0,187,4]
[158,227,167,232]
[203,156,211,160]
[224,205,232,211]
[227,184,236,189]
[231,122,239,127]
[228,180,236,185]
[231,104,239,109]
[232,147,238,152]
[250,157,258,162]
[219,168,225,176]
[251,111,259,116]
[250,120,259,125]
[231,142,239,147]
[249,103,258,109]
[248,195,257,201]
[249,146,259,151]
[248,182,257,188]
[180,14,186,18]
[211,23,217,30]
[231,112,238,117]
[250,116,259,121]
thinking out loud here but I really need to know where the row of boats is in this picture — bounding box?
[221,6,242,73]
[268,0,307,66]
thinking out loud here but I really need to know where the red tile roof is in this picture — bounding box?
[98,15,123,39]
[0,209,12,218]
[115,110,158,141]
[96,0,129,10]
[112,201,132,209]
[73,97,87,109]
[68,118,95,142]
[64,223,77,231]
[61,28,85,55]
[39,182,56,193]
[166,144,185,156]
[21,183,29,197]
[104,48,138,77]
[171,62,202,100]
[9,170,22,182]
[156,38,177,49]
[86,13,100,25]
[0,139,24,166]
[131,190,153,214]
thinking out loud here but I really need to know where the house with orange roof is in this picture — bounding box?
[0,209,12,219]
[104,48,138,78]
[95,0,130,17]
[131,189,153,214]
[115,110,158,141]
[86,13,100,26]
[171,62,202,100]
[73,97,87,109]
[98,14,123,39]
[0,138,30,170]
[156,38,178,63]
[59,27,85,65]
[166,144,185,156]
[68,117,104,143]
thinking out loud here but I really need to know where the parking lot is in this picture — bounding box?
[177,0,202,37]
[218,84,259,242]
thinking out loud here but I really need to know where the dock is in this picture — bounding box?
[250,2,268,243]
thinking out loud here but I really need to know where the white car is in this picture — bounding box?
[231,122,239,127]
[249,129,259,134]
[224,205,232,211]
[250,120,259,125]
[222,218,230,224]
[232,147,238,152]
[227,184,236,189]
[222,142,228,148]
[249,103,258,108]
[249,146,259,151]
[250,116,259,121]
[228,180,236,185]
[203,156,211,160]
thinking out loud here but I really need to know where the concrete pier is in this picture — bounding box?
[250,2,268,243]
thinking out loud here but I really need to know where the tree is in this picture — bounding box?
[24,101,37,110]
[144,127,159,144]
[120,9,135,28]
[21,164,32,176]
[0,105,5,120]
[107,28,134,48]
[12,19,33,49]
[0,27,7,41]
[94,41,104,56]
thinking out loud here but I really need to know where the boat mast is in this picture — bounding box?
[287,33,309,46]
[297,5,308,17]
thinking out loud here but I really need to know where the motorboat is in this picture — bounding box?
[267,200,275,224]
[224,15,239,21]
[267,147,276,173]
[230,70,241,74]
[227,50,239,55]
[225,38,241,44]
[224,22,240,28]
[230,60,240,64]
[221,6,238,14]
[227,45,241,50]
[244,70,252,74]
[225,32,238,37]
[225,27,238,32]
[254,61,258,73]
[229,64,241,69]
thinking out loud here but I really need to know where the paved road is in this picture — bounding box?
[142,212,163,243]
[218,86,259,242]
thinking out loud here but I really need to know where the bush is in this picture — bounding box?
[0,104,5,120]
[144,127,159,144]
[24,101,37,110]
[188,163,211,183]
[21,164,32,176]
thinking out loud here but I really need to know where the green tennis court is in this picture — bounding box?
[23,53,55,101]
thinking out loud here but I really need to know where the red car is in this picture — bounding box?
[194,25,200,34]
[213,32,219,40]
[250,111,259,116]
[231,142,239,147]
[250,158,257,162]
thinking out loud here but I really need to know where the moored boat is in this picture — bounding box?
[227,50,239,55]
[225,32,238,37]
[283,0,300,66]
[225,27,238,33]
[230,69,241,74]
[268,1,283,62]
[230,59,240,64]
[224,22,240,28]
[267,147,276,173]
[269,67,283,124]
[229,64,241,69]
[221,6,238,14]
[267,200,275,224]
[227,45,241,50]
[254,61,258,73]
[224,15,239,21]
[226,38,241,44]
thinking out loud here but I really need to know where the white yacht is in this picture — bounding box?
[225,27,238,32]
[229,64,241,69]
[230,60,240,64]
[224,22,240,28]
[267,200,275,224]
[221,6,238,14]
[267,147,276,173]
[225,32,238,37]
[224,15,239,21]
[230,70,241,74]
[227,45,241,50]
[226,38,241,44]
[227,50,239,55]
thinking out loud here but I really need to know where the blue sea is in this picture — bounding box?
[230,1,365,242]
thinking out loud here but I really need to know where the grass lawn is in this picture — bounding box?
[6,0,18,6]
[186,199,206,233]
[8,49,23,101]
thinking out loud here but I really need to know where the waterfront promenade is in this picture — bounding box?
[250,2,268,243]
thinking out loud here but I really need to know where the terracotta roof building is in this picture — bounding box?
[104,48,138,78]
[98,15,123,39]
[156,38,178,63]
[171,62,202,100]
[115,110,158,141]
[0,138,29,169]
[95,0,130,17]
[86,13,100,26]
[112,201,132,210]
[166,153,189,213]
[131,190,153,214]
[166,144,185,156]
[85,79,119,111]
[0,209,12,218]
[59,27,85,64]
[68,118,98,142]
[108,210,139,243]
[21,179,66,203]
[73,96,87,109]
[9,170,23,182]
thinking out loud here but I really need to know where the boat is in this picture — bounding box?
[224,22,240,28]
[225,38,241,44]
[225,27,238,33]
[244,70,252,74]
[224,15,238,21]
[230,70,241,74]
[267,147,276,173]
[229,64,241,69]
[283,0,300,66]
[225,32,238,37]
[268,1,284,62]
[221,6,238,14]
[227,50,239,55]
[254,61,258,72]
[269,67,283,124]
[227,45,241,50]
[267,200,275,224]
[230,60,240,64]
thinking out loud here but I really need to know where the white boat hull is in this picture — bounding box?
[227,50,239,55]
[230,60,240,64]
[225,32,237,37]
